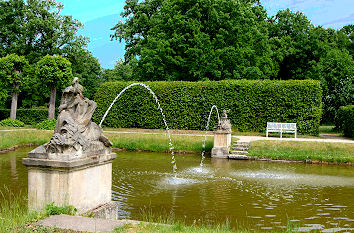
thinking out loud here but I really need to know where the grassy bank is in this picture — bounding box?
[249,140,354,163]
[0,130,213,153]
[106,132,213,153]
[0,130,52,150]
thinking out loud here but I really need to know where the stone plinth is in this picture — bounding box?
[211,130,231,158]
[22,153,116,213]
[211,110,232,158]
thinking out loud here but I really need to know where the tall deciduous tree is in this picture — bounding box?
[102,59,133,82]
[0,0,86,64]
[312,49,354,121]
[36,55,72,119]
[65,50,103,99]
[112,0,274,81]
[0,54,28,120]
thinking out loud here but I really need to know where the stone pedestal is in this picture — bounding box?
[22,153,116,213]
[211,130,231,158]
[211,110,232,159]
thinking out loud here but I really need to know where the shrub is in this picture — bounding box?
[0,108,48,125]
[36,119,57,130]
[335,105,354,138]
[0,118,25,127]
[94,80,322,135]
[45,202,77,216]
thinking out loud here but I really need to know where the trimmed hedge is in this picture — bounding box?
[335,105,354,138]
[93,80,322,135]
[0,108,48,125]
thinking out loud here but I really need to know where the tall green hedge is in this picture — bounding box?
[0,108,48,125]
[93,80,322,135]
[335,105,354,138]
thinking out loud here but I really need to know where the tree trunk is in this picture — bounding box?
[48,85,56,119]
[10,85,19,120]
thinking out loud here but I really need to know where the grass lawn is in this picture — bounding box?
[106,132,213,153]
[0,129,213,153]
[0,130,52,150]
[249,140,354,163]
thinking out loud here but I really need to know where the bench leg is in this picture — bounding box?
[280,131,282,138]
[266,129,268,137]
[295,130,297,138]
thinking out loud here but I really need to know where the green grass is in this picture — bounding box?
[0,187,83,232]
[0,130,52,149]
[106,133,214,153]
[249,140,354,163]
[0,129,213,153]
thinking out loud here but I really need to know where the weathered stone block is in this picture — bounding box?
[23,153,116,213]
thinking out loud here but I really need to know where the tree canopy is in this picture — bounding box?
[112,0,274,81]
[36,55,72,118]
[0,0,86,64]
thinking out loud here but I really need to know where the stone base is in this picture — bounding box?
[22,153,116,213]
[211,147,229,158]
[211,131,231,158]
[85,201,119,220]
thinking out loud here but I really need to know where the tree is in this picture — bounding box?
[0,0,86,64]
[0,54,28,120]
[65,50,103,99]
[36,55,73,119]
[112,0,274,81]
[102,59,133,82]
[312,49,354,121]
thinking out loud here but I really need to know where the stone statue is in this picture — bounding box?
[215,109,231,133]
[29,78,112,160]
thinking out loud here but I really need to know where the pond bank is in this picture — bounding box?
[1,129,353,165]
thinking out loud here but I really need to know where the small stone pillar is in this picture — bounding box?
[211,110,232,158]
[22,78,117,218]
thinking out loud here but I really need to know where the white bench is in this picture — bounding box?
[266,122,297,138]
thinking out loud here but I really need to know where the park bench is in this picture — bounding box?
[266,122,297,138]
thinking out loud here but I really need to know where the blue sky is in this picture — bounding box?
[59,0,354,69]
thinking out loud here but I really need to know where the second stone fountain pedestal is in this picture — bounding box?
[211,110,232,159]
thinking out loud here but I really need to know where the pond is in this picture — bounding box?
[1,147,354,232]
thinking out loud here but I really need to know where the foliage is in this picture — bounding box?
[45,202,77,216]
[268,10,354,122]
[335,105,354,138]
[65,50,104,99]
[112,0,274,81]
[0,118,25,127]
[312,49,354,121]
[0,108,49,124]
[0,54,29,109]
[103,59,133,82]
[94,80,322,135]
[36,119,57,130]
[0,0,86,64]
[36,55,73,90]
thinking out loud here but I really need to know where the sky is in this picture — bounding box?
[59,0,354,69]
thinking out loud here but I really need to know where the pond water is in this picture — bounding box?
[1,148,354,232]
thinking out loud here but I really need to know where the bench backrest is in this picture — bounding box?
[267,122,296,130]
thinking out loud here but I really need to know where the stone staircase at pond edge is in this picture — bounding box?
[228,141,250,160]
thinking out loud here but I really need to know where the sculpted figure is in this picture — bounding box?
[215,109,231,133]
[29,78,112,160]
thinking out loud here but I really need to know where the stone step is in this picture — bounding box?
[228,154,249,160]
[232,147,248,151]
[233,141,249,145]
[231,150,248,155]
